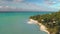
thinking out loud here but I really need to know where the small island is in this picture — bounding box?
[28,11,60,34]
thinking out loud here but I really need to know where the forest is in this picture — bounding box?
[29,11,60,34]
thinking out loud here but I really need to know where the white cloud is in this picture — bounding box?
[0,0,24,3]
[0,6,3,8]
[0,0,59,11]
[44,0,57,5]
[46,1,56,5]
[0,3,58,11]
[13,0,24,3]
[0,6,16,9]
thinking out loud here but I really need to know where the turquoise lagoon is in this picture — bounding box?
[0,11,53,34]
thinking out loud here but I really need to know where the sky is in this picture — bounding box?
[0,0,60,11]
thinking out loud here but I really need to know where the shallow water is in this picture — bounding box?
[0,11,52,34]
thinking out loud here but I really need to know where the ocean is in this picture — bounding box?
[0,11,53,34]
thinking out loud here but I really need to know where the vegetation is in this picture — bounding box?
[29,11,60,34]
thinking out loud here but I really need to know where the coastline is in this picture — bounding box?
[38,23,50,34]
[27,19,50,34]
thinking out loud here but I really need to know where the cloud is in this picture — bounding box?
[0,6,17,11]
[3,0,24,2]
[3,0,13,2]
[0,0,59,11]
[0,6,3,8]
[0,0,24,3]
[0,3,58,11]
[0,6,17,9]
[45,1,56,5]
[44,0,57,5]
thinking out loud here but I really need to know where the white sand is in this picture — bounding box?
[27,19,38,24]
[27,19,50,34]
[38,23,50,34]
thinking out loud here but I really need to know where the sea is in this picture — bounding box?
[0,11,53,34]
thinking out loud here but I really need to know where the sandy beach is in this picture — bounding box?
[27,19,50,34]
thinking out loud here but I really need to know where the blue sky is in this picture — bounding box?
[0,0,60,11]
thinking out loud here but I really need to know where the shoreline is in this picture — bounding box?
[38,23,50,34]
[27,19,50,34]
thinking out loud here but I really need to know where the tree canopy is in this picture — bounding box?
[29,11,60,34]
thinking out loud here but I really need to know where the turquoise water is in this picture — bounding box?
[0,12,52,34]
